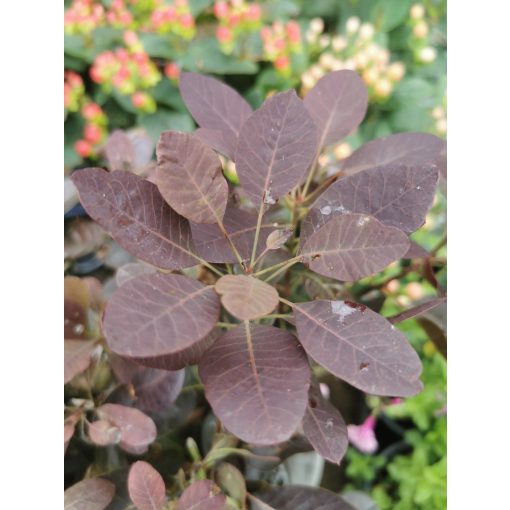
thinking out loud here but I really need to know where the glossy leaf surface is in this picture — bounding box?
[71,168,197,270]
[294,300,423,396]
[199,324,310,444]
[342,132,446,176]
[103,273,220,359]
[178,480,226,510]
[236,90,317,208]
[87,419,122,446]
[215,275,279,320]
[301,214,410,281]
[156,131,228,224]
[304,70,368,148]
[64,478,115,510]
[303,163,438,237]
[302,380,348,464]
[180,72,253,160]
[128,461,166,510]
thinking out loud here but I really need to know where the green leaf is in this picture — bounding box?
[180,38,259,75]
[139,110,194,143]
[152,78,188,111]
[188,0,213,16]
[139,33,178,60]
[64,35,93,62]
[371,0,414,32]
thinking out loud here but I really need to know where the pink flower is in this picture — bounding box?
[216,26,233,43]
[347,415,378,454]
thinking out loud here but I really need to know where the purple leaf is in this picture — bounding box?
[404,240,430,259]
[64,340,97,384]
[132,366,185,412]
[180,72,253,161]
[156,131,228,224]
[303,70,368,148]
[64,478,115,510]
[387,297,447,325]
[103,273,220,360]
[115,263,157,287]
[215,275,279,320]
[257,485,356,510]
[190,205,275,263]
[302,163,439,239]
[194,127,236,160]
[178,480,226,510]
[87,419,122,446]
[236,90,317,208]
[265,228,293,250]
[294,300,423,396]
[342,132,446,176]
[71,168,197,270]
[97,403,157,454]
[128,461,166,510]
[104,130,135,172]
[126,328,221,371]
[302,379,348,464]
[199,323,311,444]
[300,214,410,281]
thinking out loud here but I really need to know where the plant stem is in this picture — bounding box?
[252,255,302,278]
[261,313,292,320]
[193,255,223,277]
[263,259,300,283]
[249,204,266,268]
[279,296,295,308]
[217,219,246,269]
[302,170,342,205]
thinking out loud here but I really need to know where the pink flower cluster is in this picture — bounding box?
[214,0,262,53]
[75,103,108,158]
[149,0,195,39]
[261,21,302,75]
[106,0,134,28]
[64,71,85,113]
[90,31,160,112]
[64,0,105,35]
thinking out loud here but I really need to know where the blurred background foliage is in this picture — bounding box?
[64,1,446,508]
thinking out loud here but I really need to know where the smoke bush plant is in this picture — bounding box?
[67,70,446,508]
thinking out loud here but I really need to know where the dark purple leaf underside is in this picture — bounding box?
[257,485,356,510]
[199,324,311,445]
[302,164,438,240]
[294,300,423,396]
[71,168,197,270]
[342,132,446,176]
[236,90,317,208]
[302,379,348,464]
[64,339,96,384]
[132,366,185,412]
[64,478,115,510]
[387,297,447,325]
[301,214,410,281]
[156,131,228,224]
[304,70,368,148]
[103,273,220,359]
[177,480,226,510]
[128,461,166,510]
[104,130,135,172]
[98,403,157,454]
[190,205,276,263]
[180,72,253,161]
[109,354,185,411]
